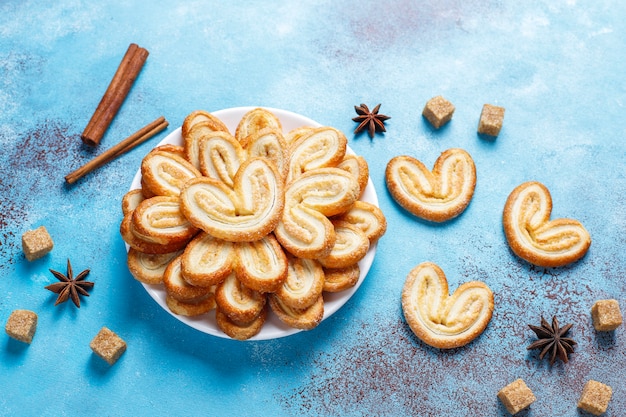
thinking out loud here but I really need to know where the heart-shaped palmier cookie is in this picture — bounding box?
[385,148,476,222]
[180,157,284,242]
[502,181,591,267]
[401,262,494,349]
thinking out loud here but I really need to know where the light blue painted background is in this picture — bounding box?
[1,1,625,416]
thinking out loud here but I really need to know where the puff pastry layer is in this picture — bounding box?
[502,181,591,267]
[385,148,476,222]
[401,262,494,349]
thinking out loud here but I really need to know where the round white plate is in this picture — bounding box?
[128,106,379,340]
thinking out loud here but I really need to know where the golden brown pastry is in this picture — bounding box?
[141,150,201,197]
[120,211,191,254]
[234,234,288,293]
[163,255,213,303]
[287,126,347,183]
[275,256,324,309]
[275,168,360,259]
[127,247,182,285]
[180,233,234,287]
[179,157,284,242]
[235,107,282,148]
[166,292,216,316]
[285,126,315,145]
[332,201,387,244]
[318,221,369,269]
[269,293,324,330]
[121,189,145,216]
[215,305,267,340]
[502,181,591,267]
[337,155,369,198]
[401,262,494,349]
[245,128,289,180]
[385,148,476,222]
[215,273,267,325]
[131,196,197,247]
[197,130,245,188]
[323,264,360,293]
[182,111,230,169]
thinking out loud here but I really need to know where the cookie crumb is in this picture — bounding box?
[90,327,127,365]
[5,309,38,344]
[22,226,54,261]
[497,378,536,415]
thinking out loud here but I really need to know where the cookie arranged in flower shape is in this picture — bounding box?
[385,148,476,222]
[502,181,591,267]
[180,157,285,242]
[275,167,360,259]
[287,126,347,184]
[402,262,494,349]
[121,108,386,340]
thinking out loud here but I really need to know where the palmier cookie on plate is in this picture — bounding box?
[234,234,288,293]
[503,181,591,267]
[275,256,324,310]
[215,273,266,325]
[269,293,324,330]
[385,148,476,222]
[323,264,360,293]
[235,107,282,148]
[131,196,198,247]
[318,221,369,269]
[127,248,182,285]
[163,256,216,316]
[180,157,284,242]
[141,150,201,197]
[216,304,267,341]
[332,201,387,244]
[181,233,234,287]
[402,262,494,349]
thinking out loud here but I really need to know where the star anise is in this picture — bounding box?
[527,316,576,365]
[45,259,94,308]
[352,103,391,138]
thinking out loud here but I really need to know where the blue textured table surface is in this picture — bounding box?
[1,1,624,416]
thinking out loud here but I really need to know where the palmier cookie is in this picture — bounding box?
[269,293,324,330]
[332,201,387,244]
[235,107,282,148]
[503,181,591,267]
[182,111,230,169]
[216,304,267,341]
[385,148,476,222]
[287,126,347,184]
[131,196,197,247]
[337,155,369,198]
[402,262,494,349]
[318,221,369,269]
[234,234,288,293]
[163,255,213,303]
[181,233,234,287]
[122,189,145,216]
[215,273,266,326]
[166,292,216,317]
[323,263,360,293]
[197,130,245,188]
[180,157,284,242]
[120,211,191,254]
[127,248,182,285]
[245,128,289,180]
[275,167,360,259]
[141,150,201,197]
[275,256,324,309]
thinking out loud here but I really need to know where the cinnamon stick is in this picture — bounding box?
[81,43,149,146]
[66,116,168,184]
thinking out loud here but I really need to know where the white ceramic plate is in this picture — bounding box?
[128,107,379,340]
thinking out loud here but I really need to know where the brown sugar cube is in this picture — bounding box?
[497,378,536,415]
[478,104,505,137]
[5,309,38,344]
[22,226,54,261]
[591,299,623,331]
[578,380,612,416]
[422,95,455,129]
[90,327,127,365]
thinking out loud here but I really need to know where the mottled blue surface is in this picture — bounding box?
[1,1,625,416]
